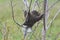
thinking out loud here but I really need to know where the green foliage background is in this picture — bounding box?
[0,0,60,40]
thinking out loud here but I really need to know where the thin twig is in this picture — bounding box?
[10,0,22,27]
[47,9,60,30]
[28,0,32,12]
[47,0,60,12]
[23,0,29,9]
[40,0,60,14]
[32,0,43,12]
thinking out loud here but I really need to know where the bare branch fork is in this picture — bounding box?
[10,0,22,27]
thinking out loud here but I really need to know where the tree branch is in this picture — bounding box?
[32,0,43,12]
[47,0,60,12]
[41,0,60,31]
[47,9,60,30]
[23,0,29,10]
[42,0,48,40]
[10,0,22,27]
[40,0,60,14]
[32,0,39,11]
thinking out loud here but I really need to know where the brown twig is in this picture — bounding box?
[10,0,22,27]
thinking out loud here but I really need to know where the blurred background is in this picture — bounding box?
[0,0,60,40]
